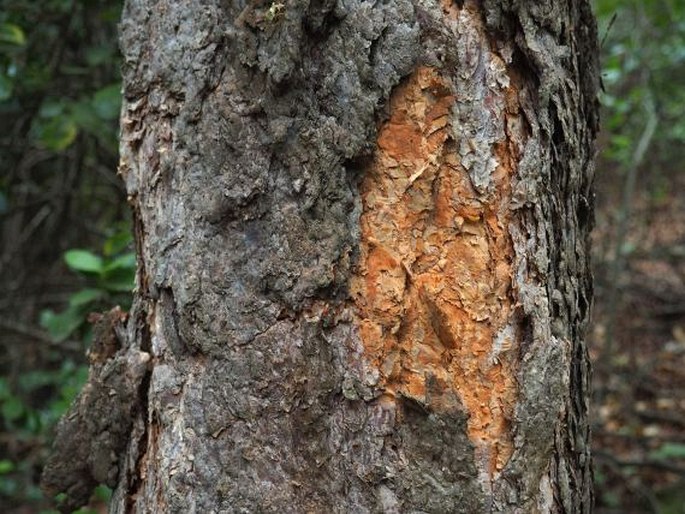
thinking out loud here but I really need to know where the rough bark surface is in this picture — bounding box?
[42,0,599,512]
[40,308,149,514]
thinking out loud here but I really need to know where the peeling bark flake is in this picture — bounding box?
[351,63,526,481]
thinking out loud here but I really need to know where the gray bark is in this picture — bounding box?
[42,0,599,512]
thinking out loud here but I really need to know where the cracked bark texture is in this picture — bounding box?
[44,0,599,512]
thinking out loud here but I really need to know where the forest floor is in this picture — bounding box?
[591,154,685,513]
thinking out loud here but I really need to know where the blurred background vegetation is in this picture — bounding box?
[592,1,685,512]
[0,0,683,512]
[1,1,130,512]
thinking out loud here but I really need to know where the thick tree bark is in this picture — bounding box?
[43,0,599,512]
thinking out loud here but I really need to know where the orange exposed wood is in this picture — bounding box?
[350,66,522,478]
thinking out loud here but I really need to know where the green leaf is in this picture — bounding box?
[99,272,135,293]
[104,252,136,273]
[92,83,121,120]
[24,409,42,434]
[0,23,26,46]
[69,99,100,133]
[1,396,24,421]
[0,459,15,474]
[64,249,104,274]
[34,117,78,151]
[103,230,132,256]
[69,98,118,149]
[94,485,113,501]
[68,288,104,307]
[39,307,84,342]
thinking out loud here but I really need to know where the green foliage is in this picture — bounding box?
[40,228,136,343]
[1,0,123,155]
[0,361,88,434]
[30,82,122,152]
[0,3,125,511]
[0,21,26,100]
[0,359,90,505]
[0,22,26,46]
[64,249,105,274]
[598,0,685,172]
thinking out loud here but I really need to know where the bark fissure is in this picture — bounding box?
[126,305,153,514]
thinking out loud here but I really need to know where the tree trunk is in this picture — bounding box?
[43,0,599,512]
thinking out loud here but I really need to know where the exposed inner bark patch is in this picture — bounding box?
[351,66,522,478]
